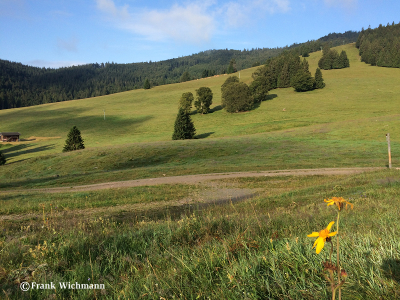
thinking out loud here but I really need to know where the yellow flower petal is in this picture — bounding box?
[326,221,335,232]
[328,231,337,237]
[307,232,319,237]
[312,237,320,249]
[315,238,325,254]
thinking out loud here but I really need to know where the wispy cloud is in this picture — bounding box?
[96,0,215,43]
[222,0,291,27]
[57,36,79,52]
[26,60,86,69]
[95,0,291,43]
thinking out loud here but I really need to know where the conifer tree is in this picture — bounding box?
[314,68,325,89]
[0,151,6,165]
[180,71,191,82]
[172,108,196,140]
[292,69,315,92]
[143,78,151,89]
[277,63,290,88]
[63,126,85,152]
[339,50,350,68]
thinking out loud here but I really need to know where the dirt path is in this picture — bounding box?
[1,167,383,194]
[0,167,385,222]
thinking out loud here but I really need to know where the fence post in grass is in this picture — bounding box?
[386,133,392,169]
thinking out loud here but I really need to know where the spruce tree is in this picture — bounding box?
[63,126,85,152]
[0,151,6,165]
[314,68,325,89]
[277,63,290,88]
[292,69,315,92]
[180,71,191,82]
[172,108,196,140]
[143,78,151,89]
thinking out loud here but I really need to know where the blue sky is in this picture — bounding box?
[1,0,399,68]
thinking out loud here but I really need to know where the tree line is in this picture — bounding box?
[356,21,400,68]
[0,30,359,110]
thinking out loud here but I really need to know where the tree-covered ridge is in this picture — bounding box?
[356,21,400,68]
[0,30,359,110]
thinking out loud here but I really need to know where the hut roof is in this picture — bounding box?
[0,132,21,135]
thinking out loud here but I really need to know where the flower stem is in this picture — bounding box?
[336,211,341,300]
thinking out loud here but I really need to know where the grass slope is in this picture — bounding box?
[0,43,399,188]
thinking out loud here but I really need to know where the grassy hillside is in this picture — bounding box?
[0,43,399,188]
[1,43,400,299]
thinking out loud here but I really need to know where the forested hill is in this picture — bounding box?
[0,30,359,110]
[356,21,400,68]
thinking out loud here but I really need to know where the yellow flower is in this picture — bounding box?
[307,221,337,254]
[324,197,353,211]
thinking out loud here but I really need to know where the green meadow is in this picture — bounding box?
[0,43,399,188]
[1,43,400,299]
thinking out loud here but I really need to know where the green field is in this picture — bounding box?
[1,44,400,299]
[0,43,399,188]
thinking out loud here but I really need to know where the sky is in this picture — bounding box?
[1,0,399,68]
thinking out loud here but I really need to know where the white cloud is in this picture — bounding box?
[222,0,291,27]
[95,0,291,43]
[96,0,215,43]
[57,36,79,52]
[26,60,86,69]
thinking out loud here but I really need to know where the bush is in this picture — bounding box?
[179,92,194,113]
[194,87,213,114]
[222,82,254,113]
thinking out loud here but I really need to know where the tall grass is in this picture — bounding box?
[1,169,399,299]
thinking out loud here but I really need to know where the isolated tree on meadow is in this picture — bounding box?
[0,151,6,165]
[172,108,196,140]
[314,68,325,89]
[143,78,151,89]
[179,92,194,113]
[195,87,213,114]
[63,126,85,152]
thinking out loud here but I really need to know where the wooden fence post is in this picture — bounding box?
[386,133,392,169]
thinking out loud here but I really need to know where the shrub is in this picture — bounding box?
[179,92,194,113]
[222,82,254,113]
[194,87,213,114]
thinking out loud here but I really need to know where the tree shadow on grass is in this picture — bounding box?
[382,258,400,283]
[209,105,223,113]
[195,132,214,139]
[265,94,278,101]
[253,94,278,110]
[1,144,56,160]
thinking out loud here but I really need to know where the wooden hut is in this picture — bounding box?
[0,132,21,142]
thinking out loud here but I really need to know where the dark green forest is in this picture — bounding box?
[356,21,400,67]
[0,30,359,110]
